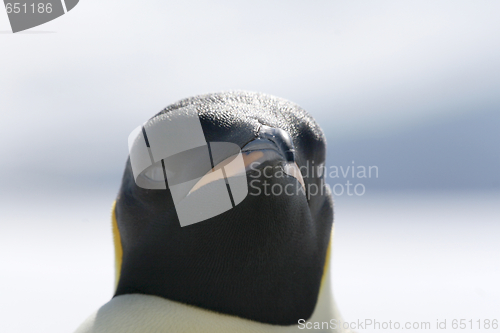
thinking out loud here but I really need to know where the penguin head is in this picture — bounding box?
[114,91,333,325]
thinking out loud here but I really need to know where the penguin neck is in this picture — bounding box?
[93,208,344,332]
[113,193,335,325]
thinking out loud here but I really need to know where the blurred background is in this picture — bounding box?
[1,1,499,332]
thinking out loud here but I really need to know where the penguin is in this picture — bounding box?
[74,91,348,333]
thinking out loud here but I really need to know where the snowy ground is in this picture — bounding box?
[332,190,500,332]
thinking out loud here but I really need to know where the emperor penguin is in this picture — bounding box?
[74,91,348,333]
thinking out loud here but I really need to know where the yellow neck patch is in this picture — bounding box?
[111,201,123,290]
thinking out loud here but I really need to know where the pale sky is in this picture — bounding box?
[1,0,499,185]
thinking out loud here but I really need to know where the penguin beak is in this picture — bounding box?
[189,138,305,195]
